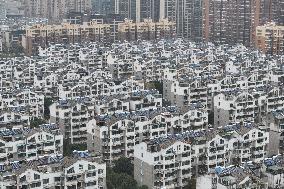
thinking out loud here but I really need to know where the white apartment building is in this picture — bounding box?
[0,156,106,189]
[0,89,44,119]
[133,122,269,188]
[87,106,208,163]
[134,140,192,189]
[50,98,95,144]
[214,86,284,127]
[0,125,63,163]
[214,92,257,127]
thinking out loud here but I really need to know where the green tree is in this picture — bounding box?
[106,168,138,189]
[113,157,134,176]
[30,117,46,128]
[208,112,214,125]
[138,185,149,189]
[44,97,54,119]
[106,157,148,189]
[63,139,87,156]
[145,81,163,95]
[185,177,197,189]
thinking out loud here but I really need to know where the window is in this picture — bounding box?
[20,176,26,182]
[67,167,75,174]
[258,132,263,137]
[87,171,96,177]
[34,174,40,180]
[88,164,96,170]
[54,177,61,182]
[30,182,41,188]
[154,156,159,161]
[79,164,83,170]
[43,179,49,184]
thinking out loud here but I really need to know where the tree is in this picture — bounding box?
[63,139,87,156]
[138,185,149,189]
[1,42,25,58]
[208,111,214,125]
[44,97,54,119]
[113,157,134,176]
[185,177,197,189]
[145,81,163,95]
[30,117,46,128]
[106,157,148,189]
[106,168,138,189]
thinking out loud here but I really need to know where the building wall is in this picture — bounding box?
[24,19,175,55]
[0,0,6,19]
[202,0,283,46]
[214,108,230,128]
[24,0,91,22]
[134,157,154,188]
[255,23,284,55]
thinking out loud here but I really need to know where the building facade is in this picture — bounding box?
[255,22,284,55]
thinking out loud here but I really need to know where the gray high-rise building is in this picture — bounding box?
[161,0,203,40]
[203,0,273,46]
[0,0,6,19]
[111,0,162,22]
[138,0,161,22]
[92,0,112,15]
[111,0,136,20]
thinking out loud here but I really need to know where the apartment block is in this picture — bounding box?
[161,0,203,41]
[266,109,284,156]
[134,140,193,188]
[25,21,111,55]
[24,19,176,55]
[0,0,6,19]
[24,0,91,22]
[133,122,269,188]
[50,98,95,144]
[0,154,106,189]
[117,19,176,42]
[197,163,266,189]
[255,22,284,55]
[111,0,162,22]
[0,124,63,163]
[202,0,284,47]
[213,86,284,128]
[88,105,207,163]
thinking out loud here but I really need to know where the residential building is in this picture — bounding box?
[197,163,267,189]
[161,0,203,41]
[266,109,284,156]
[24,19,176,55]
[24,0,91,22]
[50,98,95,144]
[88,106,207,163]
[202,0,281,46]
[134,139,193,188]
[117,19,176,42]
[5,0,25,17]
[0,154,106,189]
[255,22,284,55]
[24,21,111,55]
[0,124,63,163]
[0,0,6,19]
